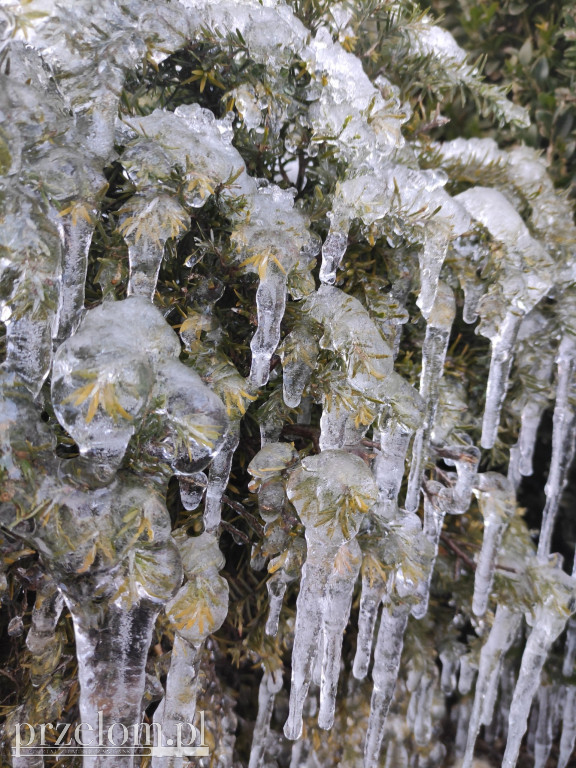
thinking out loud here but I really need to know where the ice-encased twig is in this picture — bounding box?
[406,283,455,513]
[538,334,576,560]
[364,602,410,768]
[559,685,576,768]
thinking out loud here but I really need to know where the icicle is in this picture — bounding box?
[318,539,362,729]
[54,213,93,343]
[455,187,553,449]
[204,425,240,533]
[250,265,288,387]
[353,556,388,680]
[155,532,228,768]
[559,686,576,768]
[179,472,207,511]
[481,309,525,449]
[538,334,576,560]
[411,481,448,620]
[416,229,449,320]
[249,667,284,768]
[373,416,412,516]
[265,538,305,636]
[364,602,410,768]
[461,604,522,768]
[534,685,556,768]
[471,473,515,617]
[409,665,438,746]
[121,196,188,301]
[502,570,575,768]
[439,641,464,695]
[455,697,472,759]
[406,282,455,513]
[284,450,377,740]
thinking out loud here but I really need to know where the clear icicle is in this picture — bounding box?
[284,538,338,740]
[279,322,319,408]
[249,667,284,768]
[152,635,202,767]
[363,602,410,768]
[534,685,556,768]
[155,532,228,768]
[481,309,525,449]
[373,416,412,516]
[406,282,455,513]
[461,604,522,768]
[318,539,362,729]
[249,266,288,387]
[204,424,240,533]
[471,473,515,617]
[538,334,576,560]
[265,538,306,636]
[353,560,387,680]
[558,686,576,768]
[66,596,165,768]
[284,450,377,740]
[410,666,438,746]
[55,214,94,343]
[411,481,447,620]
[502,591,574,768]
[434,444,480,516]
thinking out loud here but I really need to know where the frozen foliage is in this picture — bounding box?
[2,0,576,767]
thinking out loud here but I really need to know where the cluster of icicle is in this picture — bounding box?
[2,0,576,767]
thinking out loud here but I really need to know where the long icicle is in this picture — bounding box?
[538,334,576,560]
[406,282,455,513]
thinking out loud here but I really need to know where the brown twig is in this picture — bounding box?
[220,520,252,546]
[223,494,264,536]
[440,532,477,572]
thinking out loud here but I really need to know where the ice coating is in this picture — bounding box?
[321,167,469,308]
[52,297,228,480]
[456,187,554,448]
